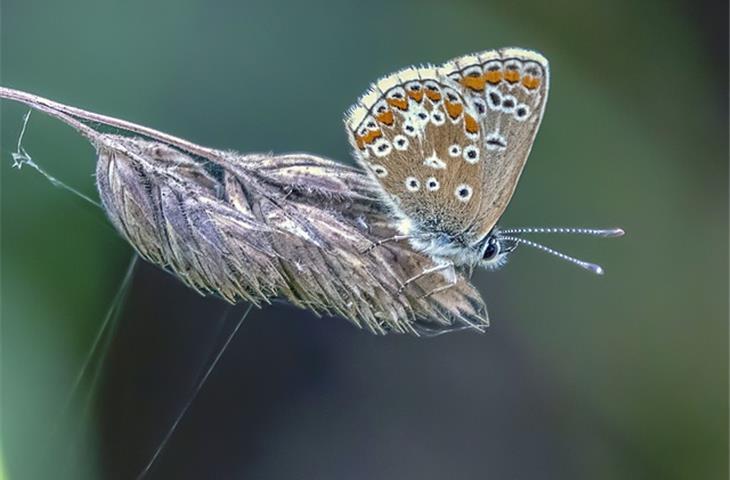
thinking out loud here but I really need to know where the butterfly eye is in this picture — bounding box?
[482,238,500,260]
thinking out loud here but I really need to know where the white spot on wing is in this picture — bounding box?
[371,138,392,157]
[404,80,422,96]
[485,132,507,152]
[386,86,407,102]
[423,151,447,169]
[393,135,409,150]
[454,184,473,202]
[462,145,480,164]
[405,176,420,192]
[413,105,430,126]
[501,94,517,113]
[514,103,531,121]
[403,120,418,137]
[430,109,445,126]
[486,88,502,110]
[426,177,440,191]
[472,97,488,117]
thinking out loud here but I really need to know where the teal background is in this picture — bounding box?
[1,0,727,479]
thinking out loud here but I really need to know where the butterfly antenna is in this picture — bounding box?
[497,235,606,275]
[498,227,624,237]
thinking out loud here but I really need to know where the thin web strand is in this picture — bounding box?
[54,255,139,432]
[136,303,254,480]
[55,255,139,478]
[11,110,102,209]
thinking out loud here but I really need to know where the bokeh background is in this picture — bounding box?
[2,0,727,479]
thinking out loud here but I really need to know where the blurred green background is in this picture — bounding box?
[1,0,727,479]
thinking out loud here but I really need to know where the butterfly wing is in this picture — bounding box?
[344,67,492,250]
[345,48,549,252]
[439,47,550,239]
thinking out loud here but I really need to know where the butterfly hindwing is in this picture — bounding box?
[345,67,489,244]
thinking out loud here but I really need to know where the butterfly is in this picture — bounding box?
[345,47,622,291]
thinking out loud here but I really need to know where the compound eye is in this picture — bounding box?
[483,238,499,260]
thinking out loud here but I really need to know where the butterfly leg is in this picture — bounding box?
[416,276,459,300]
[397,262,455,296]
[361,235,413,254]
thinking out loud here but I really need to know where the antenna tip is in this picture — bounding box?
[583,263,605,275]
[607,228,625,237]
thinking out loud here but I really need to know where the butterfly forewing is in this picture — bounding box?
[439,47,550,239]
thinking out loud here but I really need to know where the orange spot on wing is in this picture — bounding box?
[407,90,424,102]
[485,70,502,84]
[386,98,408,110]
[357,129,382,147]
[355,136,365,150]
[504,70,520,83]
[464,114,479,134]
[444,100,463,119]
[521,75,541,90]
[460,75,487,91]
[425,90,442,102]
[376,110,394,126]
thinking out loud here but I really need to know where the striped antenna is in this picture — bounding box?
[497,235,607,275]
[498,227,624,237]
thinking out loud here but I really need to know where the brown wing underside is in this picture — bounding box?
[442,48,550,239]
[345,48,550,244]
